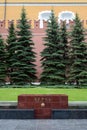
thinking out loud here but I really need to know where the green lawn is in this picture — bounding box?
[0,87,87,101]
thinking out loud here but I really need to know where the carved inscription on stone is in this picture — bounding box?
[34,97,51,102]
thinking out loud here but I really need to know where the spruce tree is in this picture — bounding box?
[69,14,87,86]
[41,10,65,85]
[0,35,6,84]
[12,7,36,84]
[6,22,17,84]
[60,21,69,83]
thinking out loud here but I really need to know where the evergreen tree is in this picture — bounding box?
[41,10,65,85]
[6,22,17,84]
[11,7,36,84]
[69,14,87,86]
[60,21,69,83]
[0,35,6,84]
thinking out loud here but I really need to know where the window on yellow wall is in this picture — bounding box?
[38,11,51,28]
[58,11,75,24]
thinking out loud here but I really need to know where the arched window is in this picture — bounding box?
[38,11,51,28]
[58,11,75,23]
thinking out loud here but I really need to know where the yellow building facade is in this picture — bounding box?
[0,0,87,27]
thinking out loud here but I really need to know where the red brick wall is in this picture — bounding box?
[0,20,47,80]
[0,20,86,80]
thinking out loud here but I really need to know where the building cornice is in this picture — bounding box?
[1,2,87,6]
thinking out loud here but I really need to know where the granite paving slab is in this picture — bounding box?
[0,119,87,130]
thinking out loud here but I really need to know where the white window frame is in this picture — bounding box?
[58,11,75,23]
[38,10,51,28]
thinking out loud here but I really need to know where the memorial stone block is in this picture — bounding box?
[18,94,68,119]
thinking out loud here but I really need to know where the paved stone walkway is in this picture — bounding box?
[0,119,87,130]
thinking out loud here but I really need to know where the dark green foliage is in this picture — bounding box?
[7,8,37,85]
[6,22,17,83]
[0,35,6,84]
[41,10,66,85]
[69,14,87,86]
[14,7,36,84]
[60,22,69,82]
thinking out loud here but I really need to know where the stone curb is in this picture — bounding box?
[69,101,87,106]
[0,101,87,107]
[0,101,17,106]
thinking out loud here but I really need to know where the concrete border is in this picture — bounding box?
[69,101,87,107]
[0,101,17,107]
[0,101,87,108]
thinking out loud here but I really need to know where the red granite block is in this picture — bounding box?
[18,102,27,109]
[17,94,68,119]
[52,95,59,101]
[35,108,51,119]
[60,96,68,101]
[35,115,50,119]
[27,103,34,109]
[26,95,35,101]
[51,102,60,108]
[18,95,27,102]
[33,102,51,108]
[34,103,41,108]
[61,102,68,109]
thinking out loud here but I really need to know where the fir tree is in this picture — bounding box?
[69,14,87,86]
[0,35,6,84]
[60,21,69,83]
[41,10,65,85]
[11,7,36,84]
[6,22,17,84]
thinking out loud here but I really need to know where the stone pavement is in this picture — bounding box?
[0,119,87,130]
